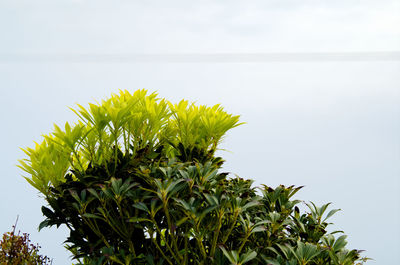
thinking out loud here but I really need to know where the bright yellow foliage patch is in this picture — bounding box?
[18,90,242,195]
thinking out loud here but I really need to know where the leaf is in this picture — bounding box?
[199,205,218,220]
[219,247,237,264]
[69,190,81,203]
[133,202,149,213]
[333,235,348,252]
[260,255,280,265]
[38,220,50,231]
[242,200,261,211]
[41,206,55,218]
[240,250,257,264]
[251,226,267,233]
[127,217,153,223]
[82,213,104,220]
[87,188,100,199]
[323,208,341,222]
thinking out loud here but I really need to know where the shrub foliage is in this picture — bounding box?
[19,90,368,264]
[0,218,52,265]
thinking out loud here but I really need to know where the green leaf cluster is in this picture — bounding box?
[18,89,241,196]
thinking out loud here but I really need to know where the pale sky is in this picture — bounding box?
[0,0,399,264]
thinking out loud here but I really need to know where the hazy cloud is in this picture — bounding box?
[1,0,399,53]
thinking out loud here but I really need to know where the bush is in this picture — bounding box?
[19,90,368,264]
[0,218,51,265]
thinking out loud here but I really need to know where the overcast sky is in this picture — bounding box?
[0,0,399,264]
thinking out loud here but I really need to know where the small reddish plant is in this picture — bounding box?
[0,217,52,265]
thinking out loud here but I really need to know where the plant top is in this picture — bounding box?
[18,90,242,196]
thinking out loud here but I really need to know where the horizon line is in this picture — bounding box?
[1,51,400,63]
